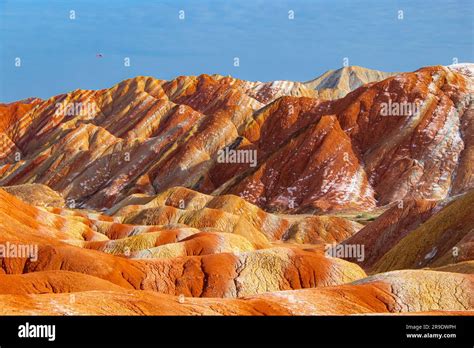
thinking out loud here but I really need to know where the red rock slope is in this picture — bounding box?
[0,270,471,315]
[1,66,472,213]
[0,188,366,298]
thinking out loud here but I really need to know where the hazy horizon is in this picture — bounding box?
[1,0,473,102]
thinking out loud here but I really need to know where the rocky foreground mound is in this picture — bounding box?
[0,269,471,315]
[0,184,472,315]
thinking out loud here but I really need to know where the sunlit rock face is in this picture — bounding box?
[304,65,396,100]
[1,66,472,213]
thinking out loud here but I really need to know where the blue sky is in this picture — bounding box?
[1,0,473,102]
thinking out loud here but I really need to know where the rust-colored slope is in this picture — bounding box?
[342,199,438,270]
[205,66,473,212]
[224,114,376,212]
[373,190,474,272]
[2,183,65,207]
[3,242,366,298]
[1,66,472,213]
[332,66,472,204]
[0,98,42,165]
[114,186,362,244]
[0,189,101,245]
[0,270,470,315]
[0,270,125,295]
[0,98,42,137]
[0,188,366,297]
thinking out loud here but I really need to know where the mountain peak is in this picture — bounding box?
[304,65,395,100]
